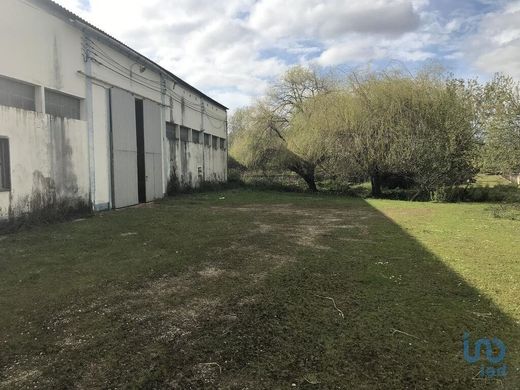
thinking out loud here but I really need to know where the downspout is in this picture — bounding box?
[160,75,167,196]
[225,115,228,182]
[108,88,115,209]
[83,33,96,210]
[201,101,205,183]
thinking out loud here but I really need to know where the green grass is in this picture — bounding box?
[0,190,518,389]
[473,174,515,187]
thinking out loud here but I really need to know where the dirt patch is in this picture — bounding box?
[192,362,222,384]
[198,266,226,278]
[0,368,42,388]
[213,203,377,252]
[253,222,273,233]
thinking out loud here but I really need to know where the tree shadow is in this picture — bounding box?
[158,196,519,389]
[0,193,518,389]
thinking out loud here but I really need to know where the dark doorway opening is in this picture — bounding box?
[135,99,146,203]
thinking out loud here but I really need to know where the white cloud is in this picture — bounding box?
[53,0,433,110]
[466,1,520,79]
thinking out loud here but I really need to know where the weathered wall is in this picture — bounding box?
[0,0,85,99]
[0,0,227,212]
[0,106,89,218]
[203,145,227,183]
[167,130,227,189]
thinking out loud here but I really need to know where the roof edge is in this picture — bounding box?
[32,0,228,111]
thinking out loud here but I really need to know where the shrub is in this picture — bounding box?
[488,203,520,221]
[430,184,520,203]
[166,168,182,196]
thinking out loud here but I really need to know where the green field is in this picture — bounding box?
[0,190,518,388]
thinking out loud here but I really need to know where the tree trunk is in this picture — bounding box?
[370,173,382,197]
[302,172,318,191]
[289,162,318,191]
[284,150,318,192]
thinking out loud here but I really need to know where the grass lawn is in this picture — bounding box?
[0,190,519,389]
[473,174,515,187]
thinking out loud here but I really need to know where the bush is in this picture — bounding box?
[240,171,307,192]
[227,168,245,185]
[166,169,182,196]
[380,172,415,190]
[431,184,520,203]
[488,203,520,221]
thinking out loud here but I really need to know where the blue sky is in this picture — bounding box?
[56,0,520,110]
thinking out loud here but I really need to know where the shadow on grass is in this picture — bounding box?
[0,192,518,389]
[151,197,519,389]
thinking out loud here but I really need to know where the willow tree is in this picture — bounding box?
[230,66,335,190]
[332,69,479,197]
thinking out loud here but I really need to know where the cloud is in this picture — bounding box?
[53,0,520,110]
[466,1,520,79]
[248,0,421,39]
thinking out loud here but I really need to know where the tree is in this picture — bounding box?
[230,66,335,191]
[331,69,479,197]
[478,74,520,176]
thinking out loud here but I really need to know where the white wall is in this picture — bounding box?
[0,0,228,214]
[0,0,85,98]
[0,106,89,218]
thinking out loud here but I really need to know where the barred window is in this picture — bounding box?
[192,130,201,144]
[204,133,211,146]
[0,76,35,111]
[0,138,11,191]
[212,135,218,150]
[45,89,81,119]
[220,138,226,150]
[180,126,189,142]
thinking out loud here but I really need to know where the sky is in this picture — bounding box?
[54,0,520,110]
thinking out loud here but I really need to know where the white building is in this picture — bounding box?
[0,0,228,217]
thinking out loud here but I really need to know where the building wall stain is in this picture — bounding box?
[0,107,88,219]
[52,35,63,90]
[49,116,78,196]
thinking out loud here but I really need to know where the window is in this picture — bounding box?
[220,138,226,150]
[212,135,219,150]
[0,138,11,191]
[204,133,211,146]
[166,122,177,140]
[0,76,35,111]
[45,89,81,119]
[192,130,201,144]
[180,126,189,142]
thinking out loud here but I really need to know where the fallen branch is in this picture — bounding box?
[314,294,344,319]
[200,362,222,374]
[390,328,420,340]
[469,311,492,318]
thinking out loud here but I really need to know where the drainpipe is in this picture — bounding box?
[83,33,96,210]
[201,102,205,183]
[160,74,167,196]
[225,116,228,182]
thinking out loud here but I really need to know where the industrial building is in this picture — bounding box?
[0,0,228,217]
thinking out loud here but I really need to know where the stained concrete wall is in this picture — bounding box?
[0,0,227,213]
[167,130,227,189]
[0,106,89,218]
[0,0,85,99]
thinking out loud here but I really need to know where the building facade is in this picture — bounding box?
[0,0,228,218]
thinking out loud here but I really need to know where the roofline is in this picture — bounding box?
[31,0,228,111]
